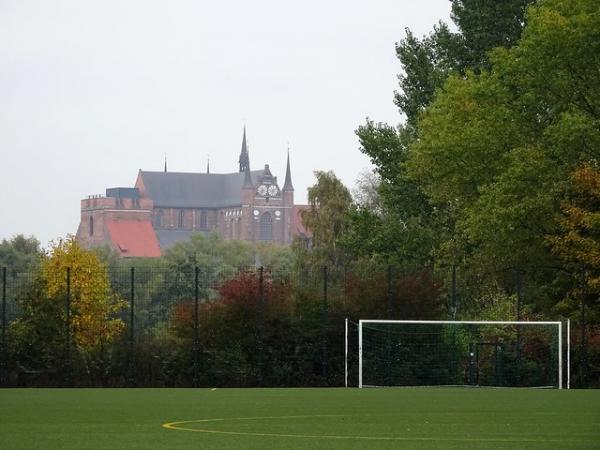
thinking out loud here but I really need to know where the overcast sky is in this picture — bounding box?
[0,0,452,247]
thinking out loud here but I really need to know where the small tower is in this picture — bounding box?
[282,149,294,192]
[239,127,255,241]
[239,126,250,173]
[282,149,294,244]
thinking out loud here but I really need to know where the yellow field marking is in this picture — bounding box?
[162,415,593,443]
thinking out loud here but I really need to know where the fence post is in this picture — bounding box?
[515,269,522,386]
[1,267,6,386]
[322,265,328,385]
[387,265,393,319]
[451,265,457,319]
[580,270,588,387]
[193,266,199,388]
[257,267,264,386]
[385,265,393,385]
[128,267,135,387]
[65,267,72,387]
[344,317,348,388]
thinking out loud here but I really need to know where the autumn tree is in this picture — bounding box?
[41,236,125,349]
[549,165,600,300]
[9,237,125,382]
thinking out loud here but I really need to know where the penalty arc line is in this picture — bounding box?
[162,415,593,443]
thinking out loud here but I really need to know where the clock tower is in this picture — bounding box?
[235,127,297,244]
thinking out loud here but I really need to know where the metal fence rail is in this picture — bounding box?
[0,265,597,388]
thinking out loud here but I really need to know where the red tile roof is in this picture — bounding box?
[106,220,162,257]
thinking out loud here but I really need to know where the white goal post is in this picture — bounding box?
[358,320,568,389]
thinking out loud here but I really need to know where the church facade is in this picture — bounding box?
[75,128,307,257]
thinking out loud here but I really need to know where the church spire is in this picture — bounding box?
[164,153,167,173]
[282,147,294,191]
[239,125,250,173]
[243,163,253,187]
[206,155,210,174]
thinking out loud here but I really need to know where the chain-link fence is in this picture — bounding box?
[0,266,597,388]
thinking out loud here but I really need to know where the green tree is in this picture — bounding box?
[0,235,42,275]
[299,171,353,268]
[394,24,460,130]
[450,0,532,71]
[406,0,600,313]
[349,120,436,268]
[395,0,533,131]
[353,0,532,269]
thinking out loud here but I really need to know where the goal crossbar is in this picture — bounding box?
[358,319,564,389]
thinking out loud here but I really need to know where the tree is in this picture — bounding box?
[394,24,460,130]
[353,1,533,268]
[299,171,353,268]
[550,165,600,296]
[0,235,42,275]
[349,120,436,268]
[405,0,600,314]
[352,169,382,215]
[41,236,125,349]
[395,0,533,131]
[450,0,532,71]
[9,236,125,382]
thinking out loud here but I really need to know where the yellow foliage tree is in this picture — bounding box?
[549,164,600,291]
[42,236,125,349]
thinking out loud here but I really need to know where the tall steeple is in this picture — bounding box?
[164,153,167,173]
[239,126,250,173]
[243,163,253,187]
[206,155,210,174]
[282,148,294,191]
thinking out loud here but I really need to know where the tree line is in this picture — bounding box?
[298,0,599,385]
[1,0,598,387]
[0,235,442,387]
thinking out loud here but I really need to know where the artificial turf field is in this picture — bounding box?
[0,388,599,450]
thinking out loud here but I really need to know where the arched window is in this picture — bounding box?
[154,210,163,228]
[178,210,185,228]
[259,212,273,241]
[89,216,94,236]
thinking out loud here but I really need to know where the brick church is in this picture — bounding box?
[75,128,308,257]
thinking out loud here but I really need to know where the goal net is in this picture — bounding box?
[359,320,564,389]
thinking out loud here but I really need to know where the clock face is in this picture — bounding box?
[267,185,279,197]
[257,185,268,196]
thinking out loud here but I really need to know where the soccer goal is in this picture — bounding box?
[358,320,567,389]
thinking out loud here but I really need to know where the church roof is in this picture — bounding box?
[139,169,265,208]
[155,229,205,250]
[106,219,162,257]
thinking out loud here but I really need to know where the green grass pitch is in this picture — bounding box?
[1,388,599,449]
